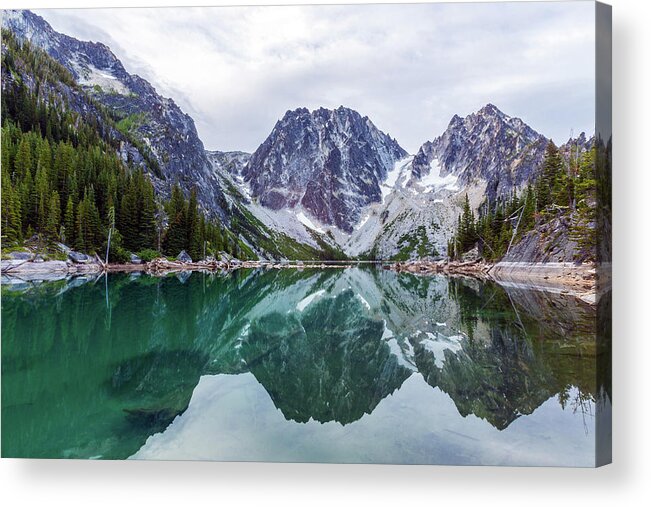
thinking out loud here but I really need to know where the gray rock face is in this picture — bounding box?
[242,107,407,233]
[2,10,228,219]
[205,151,251,179]
[411,104,548,201]
[130,253,143,265]
[501,216,588,264]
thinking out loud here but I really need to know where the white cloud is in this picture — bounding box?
[37,2,595,153]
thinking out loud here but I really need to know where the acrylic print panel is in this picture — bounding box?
[0,1,611,466]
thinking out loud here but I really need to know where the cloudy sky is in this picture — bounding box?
[37,2,595,153]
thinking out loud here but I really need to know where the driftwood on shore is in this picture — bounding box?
[385,259,492,278]
[104,257,354,275]
[2,254,360,279]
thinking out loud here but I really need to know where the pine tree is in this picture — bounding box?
[34,163,50,231]
[13,135,33,181]
[521,184,536,232]
[458,193,477,252]
[45,191,61,239]
[137,172,157,251]
[63,196,75,246]
[536,141,564,214]
[187,188,202,260]
[163,184,188,256]
[1,165,22,244]
[118,177,139,251]
[75,189,102,253]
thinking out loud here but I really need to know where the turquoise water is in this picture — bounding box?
[1,268,602,465]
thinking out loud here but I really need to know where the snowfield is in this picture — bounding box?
[381,156,413,203]
[416,158,459,192]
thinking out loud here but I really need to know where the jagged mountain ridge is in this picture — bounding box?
[203,104,574,260]
[2,9,228,218]
[343,105,591,259]
[411,103,548,201]
[242,106,407,233]
[3,10,590,261]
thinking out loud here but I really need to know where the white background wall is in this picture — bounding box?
[1,1,648,505]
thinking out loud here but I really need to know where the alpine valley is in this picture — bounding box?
[1,9,598,267]
[0,5,611,468]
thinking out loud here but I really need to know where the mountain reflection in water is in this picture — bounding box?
[1,268,606,465]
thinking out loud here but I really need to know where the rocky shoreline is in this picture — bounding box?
[1,256,355,282]
[385,259,598,305]
[2,254,599,305]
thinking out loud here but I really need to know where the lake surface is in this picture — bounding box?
[1,267,605,465]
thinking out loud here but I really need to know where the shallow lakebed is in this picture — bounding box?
[1,267,607,465]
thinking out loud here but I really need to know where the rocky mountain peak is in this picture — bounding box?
[477,102,506,118]
[242,106,407,233]
[411,104,548,200]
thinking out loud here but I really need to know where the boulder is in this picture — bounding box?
[176,250,192,263]
[130,253,143,265]
[1,259,68,275]
[68,251,92,264]
[55,242,72,254]
[8,251,33,260]
[460,246,481,263]
[33,254,45,263]
[218,251,233,263]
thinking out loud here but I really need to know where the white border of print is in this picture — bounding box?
[1,1,649,506]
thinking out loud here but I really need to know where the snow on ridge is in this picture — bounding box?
[234,175,252,200]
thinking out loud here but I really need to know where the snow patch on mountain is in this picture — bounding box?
[70,59,130,95]
[414,159,459,192]
[382,156,413,203]
[296,211,325,234]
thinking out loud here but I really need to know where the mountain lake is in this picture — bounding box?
[1,267,608,465]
